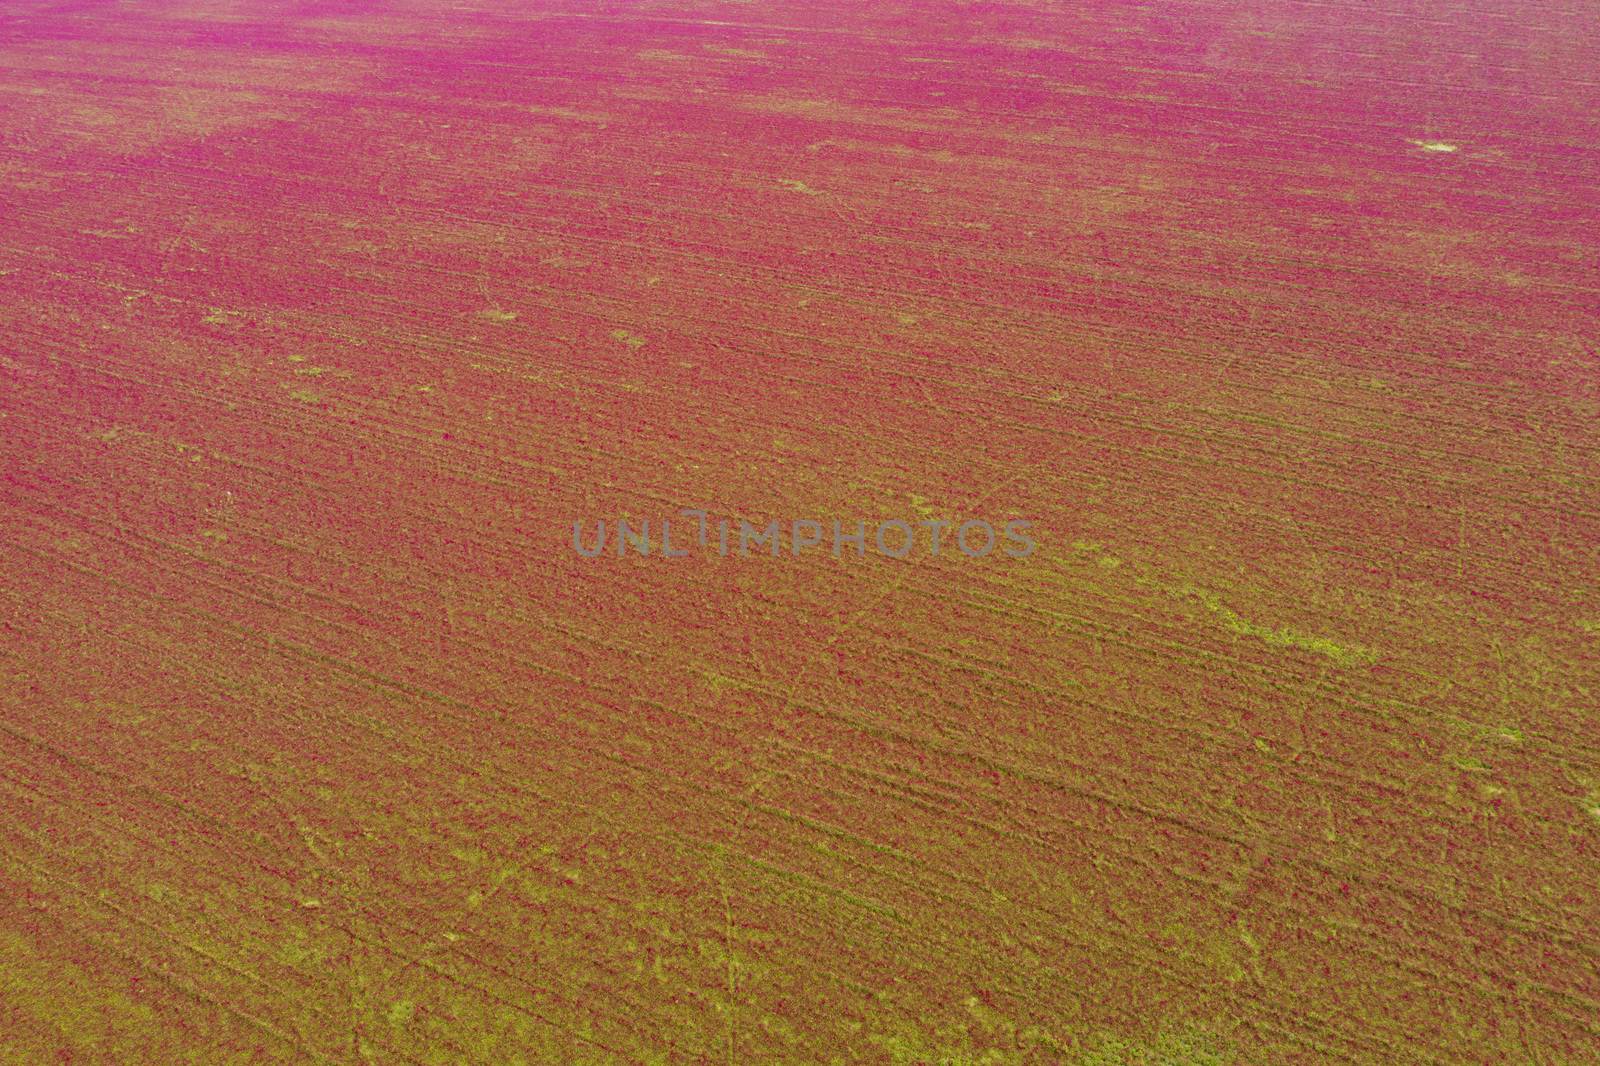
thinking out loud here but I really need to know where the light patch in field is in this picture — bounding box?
[778,178,821,195]
[611,329,647,349]
[478,308,518,323]
[79,225,137,240]
[739,91,938,133]
[698,669,749,695]
[1180,584,1376,667]
[1409,139,1460,153]
[741,93,838,117]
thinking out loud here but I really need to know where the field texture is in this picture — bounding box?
[1,1,1598,1063]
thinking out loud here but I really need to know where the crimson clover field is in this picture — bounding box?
[0,1,1597,1063]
